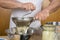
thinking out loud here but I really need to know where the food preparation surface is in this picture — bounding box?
[0,34,42,40]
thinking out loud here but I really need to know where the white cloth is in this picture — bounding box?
[10,0,43,28]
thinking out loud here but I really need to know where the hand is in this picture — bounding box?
[35,9,50,21]
[22,3,35,11]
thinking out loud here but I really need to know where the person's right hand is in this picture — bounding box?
[21,3,35,11]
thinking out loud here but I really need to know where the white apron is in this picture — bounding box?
[10,0,43,29]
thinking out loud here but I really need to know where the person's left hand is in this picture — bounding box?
[35,9,50,21]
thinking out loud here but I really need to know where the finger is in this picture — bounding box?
[34,14,39,20]
[38,16,41,21]
[42,16,46,20]
[31,7,35,11]
[38,14,43,21]
[30,5,35,11]
[35,16,39,20]
[38,14,44,21]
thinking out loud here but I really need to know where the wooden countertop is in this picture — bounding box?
[0,36,9,40]
[0,30,42,40]
[0,33,42,40]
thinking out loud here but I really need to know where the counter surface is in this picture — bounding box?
[0,34,42,40]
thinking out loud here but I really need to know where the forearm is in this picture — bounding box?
[45,0,60,12]
[0,0,23,9]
